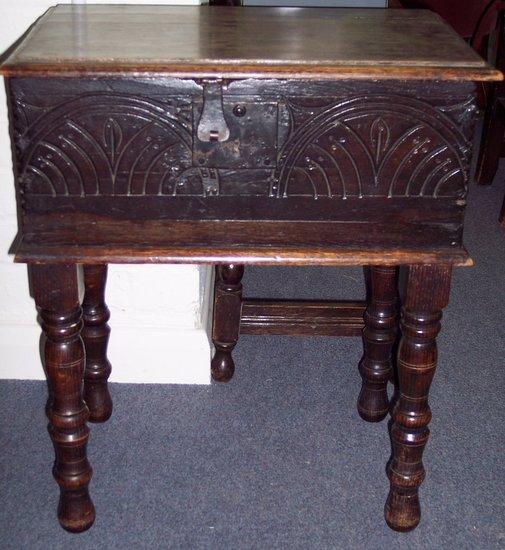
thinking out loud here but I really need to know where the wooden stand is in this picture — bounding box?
[1,3,498,536]
[82,264,113,423]
[385,265,452,531]
[211,262,451,532]
[358,266,399,422]
[31,264,95,533]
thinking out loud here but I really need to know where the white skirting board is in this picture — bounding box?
[0,1,214,385]
[108,325,212,384]
[0,265,215,384]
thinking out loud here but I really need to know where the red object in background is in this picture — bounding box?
[400,1,491,38]
[400,0,505,59]
[399,2,505,221]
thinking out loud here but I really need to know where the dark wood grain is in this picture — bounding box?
[82,264,112,423]
[9,77,475,204]
[0,6,500,80]
[5,76,477,268]
[240,300,365,336]
[211,264,244,382]
[30,263,94,532]
[358,266,399,422]
[385,264,452,531]
[13,240,473,267]
[1,4,487,534]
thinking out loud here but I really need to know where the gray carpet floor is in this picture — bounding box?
[1,175,504,549]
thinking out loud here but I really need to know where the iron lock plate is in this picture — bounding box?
[193,81,278,170]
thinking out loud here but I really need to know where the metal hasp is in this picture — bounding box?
[197,79,230,142]
[192,86,279,170]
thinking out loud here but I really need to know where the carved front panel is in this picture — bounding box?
[274,96,471,199]
[13,92,194,197]
[9,78,475,206]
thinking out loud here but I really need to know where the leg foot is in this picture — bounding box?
[385,488,421,532]
[211,345,236,382]
[211,264,244,382]
[82,264,112,423]
[358,266,398,422]
[56,480,95,533]
[31,264,95,532]
[385,264,452,532]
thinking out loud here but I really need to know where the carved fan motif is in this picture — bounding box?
[13,91,472,201]
[275,96,470,199]
[16,94,196,196]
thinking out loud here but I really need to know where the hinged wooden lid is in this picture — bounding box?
[0,5,501,80]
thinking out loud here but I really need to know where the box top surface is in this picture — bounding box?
[0,4,501,80]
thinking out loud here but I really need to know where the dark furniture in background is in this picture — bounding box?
[399,1,490,38]
[475,7,505,224]
[400,0,505,222]
[0,4,500,535]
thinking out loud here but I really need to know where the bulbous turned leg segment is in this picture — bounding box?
[82,264,112,423]
[50,415,95,533]
[385,486,422,532]
[211,264,244,382]
[31,264,95,533]
[211,344,236,382]
[358,266,399,422]
[386,399,431,531]
[384,264,452,532]
[385,420,428,532]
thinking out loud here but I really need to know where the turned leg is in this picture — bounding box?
[358,266,399,422]
[31,264,95,533]
[211,264,244,382]
[82,264,112,423]
[385,264,452,532]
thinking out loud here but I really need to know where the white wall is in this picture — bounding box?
[0,0,213,384]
